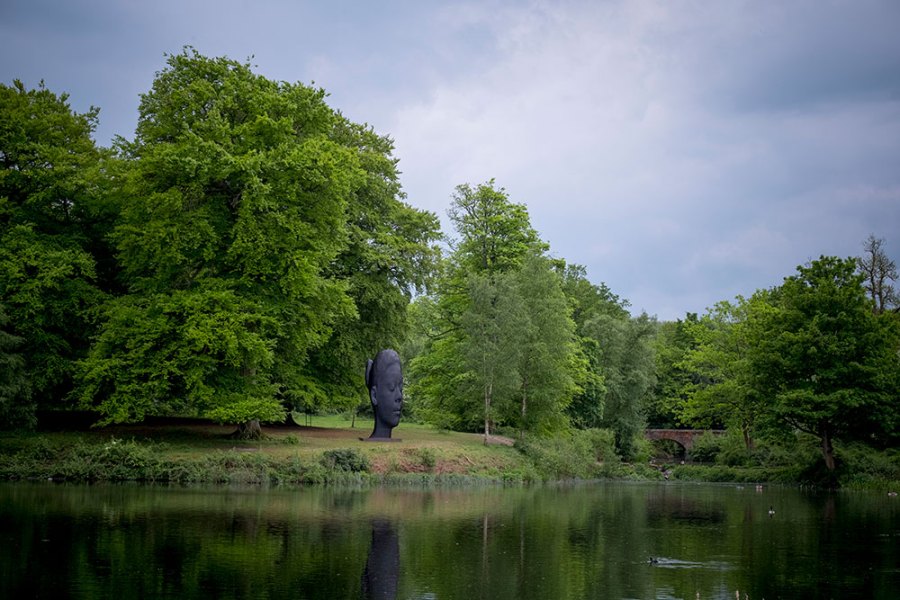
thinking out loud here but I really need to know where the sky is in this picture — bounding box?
[3,0,899,320]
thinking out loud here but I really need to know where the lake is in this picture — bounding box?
[1,481,897,599]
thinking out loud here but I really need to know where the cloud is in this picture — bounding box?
[3,0,897,320]
[387,0,900,318]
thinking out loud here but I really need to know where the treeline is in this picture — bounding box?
[648,243,900,473]
[0,49,440,435]
[404,180,656,461]
[1,49,898,474]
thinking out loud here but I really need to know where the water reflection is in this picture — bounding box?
[0,482,897,599]
[362,519,399,600]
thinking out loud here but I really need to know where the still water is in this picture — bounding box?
[1,481,897,599]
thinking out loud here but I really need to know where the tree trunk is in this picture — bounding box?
[231,419,262,440]
[484,382,492,444]
[520,384,528,441]
[820,425,836,471]
[742,424,754,451]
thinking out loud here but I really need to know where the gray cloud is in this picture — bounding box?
[2,0,897,319]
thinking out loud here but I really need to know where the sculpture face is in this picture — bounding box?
[367,349,403,439]
[373,361,403,429]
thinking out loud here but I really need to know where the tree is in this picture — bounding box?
[459,272,524,440]
[649,314,699,428]
[300,120,440,413]
[409,180,579,440]
[558,263,656,460]
[510,252,581,436]
[447,180,544,275]
[749,256,900,471]
[558,264,615,430]
[0,80,114,419]
[0,304,31,428]
[857,234,898,314]
[77,49,374,436]
[582,312,657,460]
[678,298,768,449]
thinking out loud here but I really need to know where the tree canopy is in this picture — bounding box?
[73,50,440,432]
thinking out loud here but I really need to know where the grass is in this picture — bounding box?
[4,416,895,489]
[0,416,528,485]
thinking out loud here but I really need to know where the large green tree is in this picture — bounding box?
[78,49,429,435]
[0,80,114,422]
[749,256,900,471]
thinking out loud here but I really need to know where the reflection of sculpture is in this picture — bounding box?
[361,519,400,600]
[365,349,403,440]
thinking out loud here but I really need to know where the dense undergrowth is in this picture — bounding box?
[1,426,897,489]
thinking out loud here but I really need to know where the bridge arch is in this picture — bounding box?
[644,429,725,453]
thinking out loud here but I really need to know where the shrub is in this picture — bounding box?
[404,447,437,471]
[687,431,722,463]
[516,433,596,480]
[320,448,370,473]
[580,428,619,463]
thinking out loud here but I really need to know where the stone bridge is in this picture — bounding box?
[644,429,725,452]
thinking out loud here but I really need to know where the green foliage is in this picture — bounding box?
[319,448,370,473]
[748,256,900,469]
[447,179,544,274]
[0,81,115,412]
[558,264,655,461]
[0,305,31,428]
[405,446,437,471]
[72,49,439,425]
[78,288,283,424]
[582,312,657,460]
[515,429,618,480]
[580,428,619,462]
[512,252,581,434]
[411,181,579,438]
[299,118,441,412]
[516,433,596,480]
[649,315,698,428]
[837,444,900,490]
[687,431,722,463]
[678,298,769,449]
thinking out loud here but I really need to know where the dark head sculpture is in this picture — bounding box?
[365,349,403,439]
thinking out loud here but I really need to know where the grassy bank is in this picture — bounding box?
[1,416,897,489]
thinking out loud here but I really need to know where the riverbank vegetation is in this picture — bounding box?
[1,49,898,488]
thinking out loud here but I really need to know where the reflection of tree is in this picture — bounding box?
[2,484,896,599]
[362,519,399,600]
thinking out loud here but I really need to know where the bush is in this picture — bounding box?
[516,433,597,480]
[688,431,722,463]
[320,448,370,473]
[580,428,619,463]
[403,447,437,471]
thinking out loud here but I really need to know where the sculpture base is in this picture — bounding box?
[360,437,403,442]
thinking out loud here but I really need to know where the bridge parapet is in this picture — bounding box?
[644,429,725,451]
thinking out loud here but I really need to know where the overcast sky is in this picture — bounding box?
[3,0,899,320]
